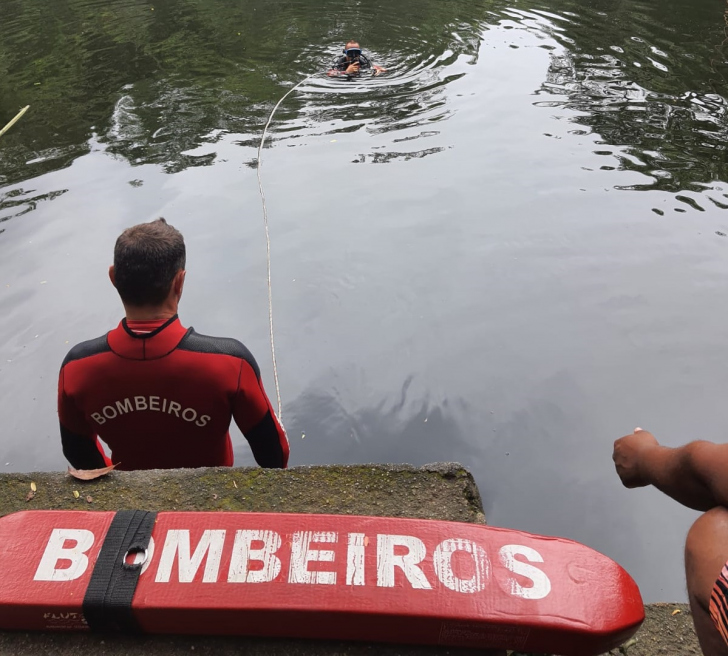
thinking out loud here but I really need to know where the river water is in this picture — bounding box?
[3,0,728,602]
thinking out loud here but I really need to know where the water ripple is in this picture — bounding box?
[2,0,728,207]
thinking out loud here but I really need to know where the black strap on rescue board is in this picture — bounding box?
[82,510,157,632]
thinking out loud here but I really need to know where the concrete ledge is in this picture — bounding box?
[599,603,699,656]
[0,632,494,656]
[0,463,485,523]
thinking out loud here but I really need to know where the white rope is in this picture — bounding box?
[0,105,30,139]
[256,74,316,420]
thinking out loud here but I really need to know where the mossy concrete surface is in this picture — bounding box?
[598,603,700,656]
[0,462,485,523]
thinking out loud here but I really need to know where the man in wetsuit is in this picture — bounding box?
[58,218,289,471]
[327,40,386,78]
[614,429,728,655]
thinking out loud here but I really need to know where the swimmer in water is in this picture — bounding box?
[327,40,386,78]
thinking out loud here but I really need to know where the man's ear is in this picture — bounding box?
[109,266,116,288]
[174,270,186,298]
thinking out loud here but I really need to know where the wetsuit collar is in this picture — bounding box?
[108,315,189,360]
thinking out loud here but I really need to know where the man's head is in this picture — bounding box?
[344,40,362,61]
[110,218,186,310]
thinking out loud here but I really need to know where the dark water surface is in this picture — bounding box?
[3,0,728,602]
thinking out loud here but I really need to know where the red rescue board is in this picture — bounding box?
[0,511,643,655]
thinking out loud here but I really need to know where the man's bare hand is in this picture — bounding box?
[345,62,360,75]
[613,429,660,488]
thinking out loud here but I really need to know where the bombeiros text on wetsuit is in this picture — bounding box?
[89,395,210,427]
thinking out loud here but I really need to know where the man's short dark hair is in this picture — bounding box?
[113,218,186,306]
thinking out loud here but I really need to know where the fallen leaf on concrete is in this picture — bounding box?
[672,608,682,616]
[26,491,35,502]
[30,481,37,492]
[73,490,80,499]
[68,464,117,480]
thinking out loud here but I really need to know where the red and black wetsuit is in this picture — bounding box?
[58,315,289,471]
[331,53,373,72]
[328,54,373,78]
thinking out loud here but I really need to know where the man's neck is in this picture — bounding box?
[124,306,178,322]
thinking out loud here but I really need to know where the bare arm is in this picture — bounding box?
[613,431,728,511]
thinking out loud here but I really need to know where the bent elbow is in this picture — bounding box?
[687,441,728,507]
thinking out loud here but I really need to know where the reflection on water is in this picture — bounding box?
[283,377,482,468]
[3,0,728,208]
[0,0,481,191]
[531,0,728,204]
[3,0,728,604]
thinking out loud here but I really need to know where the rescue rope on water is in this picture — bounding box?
[0,105,30,140]
[256,74,316,420]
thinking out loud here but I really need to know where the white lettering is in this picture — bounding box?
[91,399,208,422]
[377,534,432,590]
[34,529,95,581]
[434,538,490,594]
[155,530,226,583]
[498,545,551,600]
[228,530,282,583]
[346,533,365,586]
[102,405,117,420]
[289,531,337,585]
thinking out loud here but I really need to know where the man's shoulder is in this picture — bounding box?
[178,329,260,376]
[61,334,111,368]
